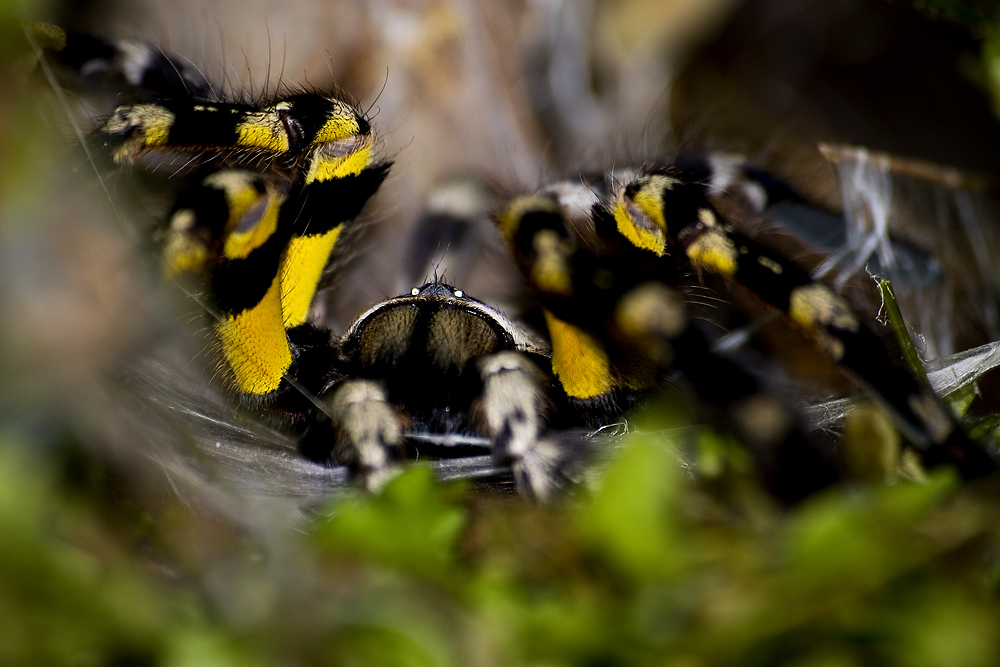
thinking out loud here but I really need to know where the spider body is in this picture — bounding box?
[297,281,562,493]
[33,24,998,500]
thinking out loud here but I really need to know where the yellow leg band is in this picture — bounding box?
[544,311,614,399]
[280,226,343,329]
[216,277,292,395]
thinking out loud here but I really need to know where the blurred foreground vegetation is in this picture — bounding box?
[3,410,1000,666]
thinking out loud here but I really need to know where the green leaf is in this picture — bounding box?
[580,433,684,581]
[313,466,467,578]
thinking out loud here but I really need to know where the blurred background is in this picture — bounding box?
[3,0,1000,664]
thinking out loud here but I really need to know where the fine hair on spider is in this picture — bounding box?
[24,16,1000,515]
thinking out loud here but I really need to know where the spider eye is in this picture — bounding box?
[411,287,420,296]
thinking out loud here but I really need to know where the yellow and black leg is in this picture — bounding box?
[612,163,998,479]
[160,157,389,420]
[101,93,377,166]
[498,189,839,500]
[277,162,392,330]
[163,169,298,398]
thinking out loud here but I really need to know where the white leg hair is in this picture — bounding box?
[327,379,404,492]
[476,351,567,500]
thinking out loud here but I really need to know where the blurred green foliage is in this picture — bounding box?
[3,418,1000,666]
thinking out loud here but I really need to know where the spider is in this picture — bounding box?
[31,23,998,502]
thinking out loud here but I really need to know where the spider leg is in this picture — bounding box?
[498,186,840,500]
[614,162,997,478]
[475,351,577,501]
[323,379,405,492]
[48,33,394,417]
